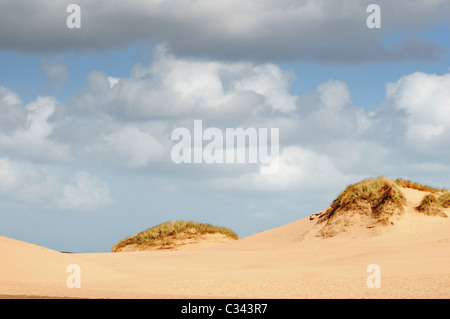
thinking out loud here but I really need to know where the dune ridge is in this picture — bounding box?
[1,177,449,299]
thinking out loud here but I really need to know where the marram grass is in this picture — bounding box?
[418,194,440,210]
[316,176,448,237]
[417,193,448,217]
[113,220,238,252]
[324,177,407,220]
[394,178,447,194]
[438,192,450,208]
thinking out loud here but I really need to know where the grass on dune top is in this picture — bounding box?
[323,177,407,221]
[394,178,448,194]
[113,220,238,252]
[395,178,448,217]
[315,177,407,237]
[417,192,450,217]
[438,192,450,208]
[315,177,450,238]
[320,177,448,223]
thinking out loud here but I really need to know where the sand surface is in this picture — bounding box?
[1,187,449,299]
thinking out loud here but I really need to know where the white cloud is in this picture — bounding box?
[68,46,298,121]
[0,87,26,132]
[0,158,23,193]
[0,94,70,162]
[101,125,167,167]
[380,71,450,151]
[0,158,112,211]
[57,53,449,190]
[57,171,113,211]
[234,64,298,112]
[107,76,120,88]
[317,80,351,110]
[56,47,300,171]
[2,53,450,215]
[0,157,64,210]
[211,146,361,192]
[278,79,369,147]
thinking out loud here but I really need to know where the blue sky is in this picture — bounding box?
[1,1,450,253]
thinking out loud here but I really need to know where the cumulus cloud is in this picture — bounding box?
[0,158,27,194]
[2,48,450,213]
[0,158,112,211]
[51,49,450,188]
[43,48,298,179]
[0,87,26,132]
[98,125,167,167]
[56,171,113,211]
[0,0,448,62]
[373,71,450,156]
[211,146,362,192]
[65,46,298,122]
[48,47,304,177]
[275,79,369,149]
[0,90,70,162]
[221,70,450,186]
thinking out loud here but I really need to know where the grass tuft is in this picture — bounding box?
[316,177,406,238]
[417,194,440,211]
[323,177,406,221]
[417,194,448,217]
[438,192,450,208]
[394,178,447,194]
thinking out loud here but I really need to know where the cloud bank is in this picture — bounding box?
[1,47,449,212]
[1,0,449,62]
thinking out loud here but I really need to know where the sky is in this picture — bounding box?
[1,0,450,253]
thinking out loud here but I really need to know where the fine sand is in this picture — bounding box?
[1,187,449,299]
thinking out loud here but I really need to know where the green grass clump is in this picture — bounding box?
[394,178,447,194]
[316,177,448,238]
[316,177,407,238]
[417,194,448,217]
[113,220,238,252]
[417,194,440,211]
[438,192,450,208]
[323,177,406,221]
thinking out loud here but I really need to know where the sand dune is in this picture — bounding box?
[1,184,449,299]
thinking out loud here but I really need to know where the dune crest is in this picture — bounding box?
[1,177,449,299]
[305,177,448,240]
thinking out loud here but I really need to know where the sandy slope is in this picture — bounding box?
[1,188,449,299]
